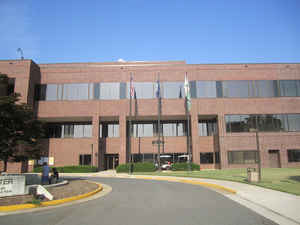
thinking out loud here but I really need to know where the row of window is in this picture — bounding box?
[35,80,300,101]
[132,153,188,163]
[225,114,300,133]
[100,121,188,138]
[47,123,93,138]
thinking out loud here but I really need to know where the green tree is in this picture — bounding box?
[0,74,45,172]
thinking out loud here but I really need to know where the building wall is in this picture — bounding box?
[1,60,300,172]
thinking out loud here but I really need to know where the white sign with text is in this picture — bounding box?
[0,175,25,197]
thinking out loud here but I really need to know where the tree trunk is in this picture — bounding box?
[3,160,8,172]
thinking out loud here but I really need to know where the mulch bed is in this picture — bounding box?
[0,179,98,206]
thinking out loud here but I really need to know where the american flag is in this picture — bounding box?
[130,76,134,98]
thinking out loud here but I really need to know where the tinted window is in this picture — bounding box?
[100,122,119,137]
[198,120,217,136]
[100,83,120,100]
[256,80,277,97]
[93,83,100,99]
[287,114,300,131]
[163,82,183,99]
[287,150,300,162]
[228,151,258,164]
[46,84,58,100]
[280,80,300,97]
[200,152,214,164]
[196,81,217,98]
[120,82,127,99]
[129,82,155,99]
[222,81,251,98]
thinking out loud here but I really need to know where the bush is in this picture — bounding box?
[133,162,156,172]
[116,163,130,173]
[171,162,200,171]
[33,165,97,173]
[116,162,156,173]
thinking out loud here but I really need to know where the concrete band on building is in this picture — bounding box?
[1,59,300,172]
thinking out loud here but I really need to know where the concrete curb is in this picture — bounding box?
[0,181,103,212]
[133,176,237,194]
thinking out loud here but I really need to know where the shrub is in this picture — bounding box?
[171,162,200,171]
[116,163,130,173]
[116,162,156,173]
[33,165,97,173]
[133,162,156,172]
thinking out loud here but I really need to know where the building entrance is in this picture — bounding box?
[268,150,280,168]
[104,154,119,170]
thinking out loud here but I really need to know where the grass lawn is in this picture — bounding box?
[134,168,300,195]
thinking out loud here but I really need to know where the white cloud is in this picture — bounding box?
[0,1,39,60]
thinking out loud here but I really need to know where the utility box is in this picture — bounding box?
[247,168,259,182]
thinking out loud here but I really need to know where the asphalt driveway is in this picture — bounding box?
[0,177,278,225]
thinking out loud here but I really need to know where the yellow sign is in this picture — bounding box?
[49,157,54,165]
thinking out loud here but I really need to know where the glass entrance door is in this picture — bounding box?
[104,154,119,170]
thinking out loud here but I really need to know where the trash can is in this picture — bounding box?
[247,168,259,182]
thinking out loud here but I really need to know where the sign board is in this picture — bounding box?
[49,157,54,166]
[36,185,53,200]
[0,176,25,197]
[38,157,49,165]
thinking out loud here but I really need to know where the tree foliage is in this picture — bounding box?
[0,74,45,172]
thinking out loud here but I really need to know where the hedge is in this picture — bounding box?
[33,165,97,173]
[171,162,200,171]
[116,162,156,173]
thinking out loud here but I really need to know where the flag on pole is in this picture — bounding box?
[130,76,134,98]
[156,79,161,98]
[184,73,191,112]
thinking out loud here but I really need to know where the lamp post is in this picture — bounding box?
[253,116,262,182]
[255,129,262,182]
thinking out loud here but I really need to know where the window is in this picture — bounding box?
[162,121,186,136]
[196,81,217,98]
[83,124,92,137]
[225,114,299,133]
[279,80,300,97]
[47,124,62,138]
[120,82,127,99]
[46,84,58,101]
[132,123,154,137]
[225,115,253,132]
[198,120,217,136]
[100,122,119,137]
[287,114,300,132]
[100,83,120,100]
[222,81,251,98]
[93,83,100,99]
[79,154,91,165]
[228,151,258,164]
[200,153,214,164]
[46,123,92,138]
[63,124,74,138]
[255,80,278,97]
[129,82,156,99]
[163,82,184,99]
[287,150,300,162]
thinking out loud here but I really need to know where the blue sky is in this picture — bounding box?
[0,0,299,64]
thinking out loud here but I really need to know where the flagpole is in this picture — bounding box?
[184,72,191,172]
[157,73,161,171]
[129,73,133,174]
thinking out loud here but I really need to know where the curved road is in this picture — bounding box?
[1,177,277,225]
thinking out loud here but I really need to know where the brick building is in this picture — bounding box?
[1,59,300,172]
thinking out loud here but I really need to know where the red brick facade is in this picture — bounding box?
[1,60,300,172]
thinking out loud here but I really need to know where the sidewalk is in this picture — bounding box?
[67,170,300,225]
